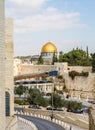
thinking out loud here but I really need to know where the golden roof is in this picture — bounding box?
[41,42,57,53]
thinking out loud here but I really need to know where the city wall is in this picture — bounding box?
[14,61,95,99]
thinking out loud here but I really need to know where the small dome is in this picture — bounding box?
[41,42,57,53]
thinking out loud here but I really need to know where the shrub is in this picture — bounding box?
[14,99,23,105]
[62,99,82,111]
[69,70,89,80]
[14,99,29,105]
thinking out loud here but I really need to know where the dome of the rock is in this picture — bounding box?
[41,42,57,53]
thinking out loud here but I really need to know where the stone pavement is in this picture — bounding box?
[17,118,87,130]
[67,123,87,130]
[16,106,89,130]
[17,121,32,130]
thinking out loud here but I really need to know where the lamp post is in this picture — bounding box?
[49,70,58,121]
[51,76,55,120]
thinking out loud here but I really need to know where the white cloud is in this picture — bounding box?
[14,8,86,34]
[7,0,47,8]
[6,0,48,17]
[6,0,86,34]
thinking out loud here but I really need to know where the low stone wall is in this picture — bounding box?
[18,116,38,130]
[89,107,95,130]
[5,116,18,130]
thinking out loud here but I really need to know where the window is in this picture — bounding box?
[5,92,10,116]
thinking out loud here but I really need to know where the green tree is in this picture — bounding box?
[62,48,91,66]
[52,52,58,65]
[91,53,95,72]
[38,55,43,64]
[15,85,24,97]
[59,51,64,62]
[50,93,63,108]
[67,101,82,111]
[28,88,48,107]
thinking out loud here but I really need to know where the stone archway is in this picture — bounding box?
[5,91,10,116]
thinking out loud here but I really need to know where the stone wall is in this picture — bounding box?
[89,107,95,130]
[63,72,95,99]
[14,61,95,99]
[14,62,68,76]
[5,18,14,116]
[0,1,5,129]
[68,66,92,73]
[6,116,18,130]
[21,64,57,75]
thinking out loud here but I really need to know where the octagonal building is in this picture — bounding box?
[41,42,58,64]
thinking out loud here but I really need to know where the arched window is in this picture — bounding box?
[5,91,10,116]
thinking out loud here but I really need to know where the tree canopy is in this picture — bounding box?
[52,52,58,65]
[15,85,25,97]
[38,55,43,64]
[91,53,95,72]
[28,88,48,107]
[49,93,63,108]
[60,48,91,66]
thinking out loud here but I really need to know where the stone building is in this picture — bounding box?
[0,1,6,129]
[0,1,14,128]
[5,18,14,116]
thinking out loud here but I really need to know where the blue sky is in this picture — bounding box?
[5,0,95,56]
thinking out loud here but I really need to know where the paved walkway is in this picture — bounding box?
[67,123,87,130]
[18,121,32,130]
[17,119,87,130]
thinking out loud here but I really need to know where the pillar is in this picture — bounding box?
[0,0,5,129]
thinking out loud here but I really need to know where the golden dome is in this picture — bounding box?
[41,42,57,53]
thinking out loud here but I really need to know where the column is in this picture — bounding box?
[0,0,5,129]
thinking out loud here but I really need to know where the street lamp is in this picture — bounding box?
[49,70,58,121]
[51,76,55,120]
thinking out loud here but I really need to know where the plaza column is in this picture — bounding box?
[0,0,5,129]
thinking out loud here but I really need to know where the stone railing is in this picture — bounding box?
[89,107,95,130]
[16,110,71,130]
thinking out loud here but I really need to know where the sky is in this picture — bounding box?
[5,0,95,56]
